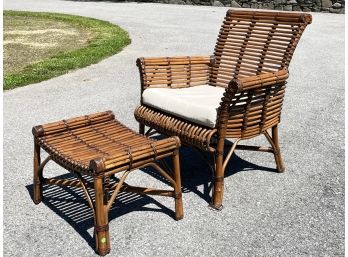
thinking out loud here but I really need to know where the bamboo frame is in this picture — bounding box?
[32,111,183,256]
[134,9,311,209]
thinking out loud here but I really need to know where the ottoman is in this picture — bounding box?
[32,110,183,256]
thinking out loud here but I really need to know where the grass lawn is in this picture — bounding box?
[3,11,131,90]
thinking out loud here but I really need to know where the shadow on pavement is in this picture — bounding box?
[26,144,276,251]
[148,145,277,203]
[26,177,174,250]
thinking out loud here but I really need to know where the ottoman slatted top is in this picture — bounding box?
[32,110,180,175]
[31,111,183,256]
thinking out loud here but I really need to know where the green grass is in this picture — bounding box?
[3,11,131,90]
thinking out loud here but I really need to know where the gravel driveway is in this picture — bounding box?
[3,1,345,256]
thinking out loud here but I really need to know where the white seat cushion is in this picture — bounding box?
[142,85,225,128]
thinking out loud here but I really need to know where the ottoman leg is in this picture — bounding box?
[172,150,183,220]
[33,141,42,204]
[94,177,110,256]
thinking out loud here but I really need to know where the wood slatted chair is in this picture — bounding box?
[134,9,312,210]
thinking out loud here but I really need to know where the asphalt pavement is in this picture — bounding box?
[3,1,345,256]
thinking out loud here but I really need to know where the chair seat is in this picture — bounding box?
[142,85,225,128]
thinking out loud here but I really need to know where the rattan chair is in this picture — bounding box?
[134,9,312,209]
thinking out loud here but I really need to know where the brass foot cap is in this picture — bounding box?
[96,248,110,256]
[175,214,184,221]
[208,203,223,211]
[277,167,285,173]
[33,199,42,205]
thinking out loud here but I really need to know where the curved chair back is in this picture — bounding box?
[210,9,312,88]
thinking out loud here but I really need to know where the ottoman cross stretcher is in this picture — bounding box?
[32,110,183,256]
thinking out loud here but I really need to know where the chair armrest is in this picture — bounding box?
[216,69,289,130]
[137,56,214,92]
[228,69,289,93]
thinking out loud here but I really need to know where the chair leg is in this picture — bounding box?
[210,137,225,210]
[94,177,110,256]
[272,125,285,173]
[172,150,183,220]
[139,123,145,135]
[33,141,42,204]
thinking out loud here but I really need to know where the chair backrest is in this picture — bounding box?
[210,9,312,88]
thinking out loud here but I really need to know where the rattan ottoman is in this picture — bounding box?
[32,111,183,256]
